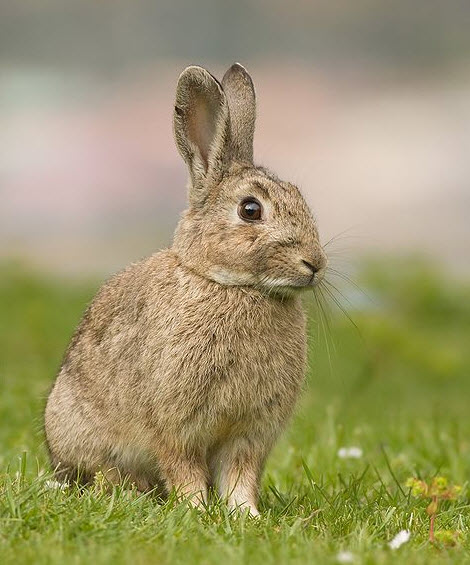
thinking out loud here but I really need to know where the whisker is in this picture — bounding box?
[318,285,338,352]
[322,278,356,309]
[326,267,377,305]
[312,287,335,372]
[322,226,364,249]
[320,281,362,338]
[326,267,372,302]
[322,227,356,249]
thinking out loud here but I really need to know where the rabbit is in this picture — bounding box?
[44,63,327,515]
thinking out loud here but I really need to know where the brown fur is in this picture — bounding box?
[45,63,327,515]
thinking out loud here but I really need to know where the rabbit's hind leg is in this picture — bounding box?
[49,457,94,487]
[101,443,164,494]
[94,465,154,494]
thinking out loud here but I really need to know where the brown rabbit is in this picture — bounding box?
[45,63,327,515]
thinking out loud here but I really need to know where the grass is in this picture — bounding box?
[1,257,470,564]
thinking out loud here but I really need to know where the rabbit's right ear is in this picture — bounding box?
[222,63,256,163]
[174,66,230,207]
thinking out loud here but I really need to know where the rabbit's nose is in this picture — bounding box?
[301,260,319,275]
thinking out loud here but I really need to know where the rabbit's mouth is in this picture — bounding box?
[208,264,324,288]
[208,261,327,293]
[260,272,326,293]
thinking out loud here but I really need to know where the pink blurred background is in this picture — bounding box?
[1,1,469,276]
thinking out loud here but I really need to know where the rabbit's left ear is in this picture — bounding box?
[222,63,256,164]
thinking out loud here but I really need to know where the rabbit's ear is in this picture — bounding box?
[222,63,256,164]
[174,66,230,205]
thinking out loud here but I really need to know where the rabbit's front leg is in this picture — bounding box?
[211,437,269,516]
[157,447,209,507]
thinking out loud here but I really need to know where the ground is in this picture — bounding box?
[1,258,469,564]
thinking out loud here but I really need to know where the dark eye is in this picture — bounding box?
[238,198,262,222]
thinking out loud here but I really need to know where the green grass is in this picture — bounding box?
[1,257,470,564]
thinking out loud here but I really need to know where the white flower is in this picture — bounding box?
[337,447,363,459]
[44,479,69,491]
[388,530,411,550]
[336,550,355,563]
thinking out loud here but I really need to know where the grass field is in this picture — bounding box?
[1,258,470,564]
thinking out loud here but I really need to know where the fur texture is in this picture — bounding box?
[45,63,327,515]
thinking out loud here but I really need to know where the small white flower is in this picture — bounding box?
[388,530,411,550]
[44,479,69,491]
[337,446,363,459]
[336,550,355,563]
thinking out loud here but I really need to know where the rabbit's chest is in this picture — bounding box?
[158,292,308,432]
[203,335,304,441]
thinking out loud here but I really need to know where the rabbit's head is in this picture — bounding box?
[172,64,327,294]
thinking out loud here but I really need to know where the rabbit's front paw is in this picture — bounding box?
[229,500,260,517]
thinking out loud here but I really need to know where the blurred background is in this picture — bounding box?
[1,0,469,276]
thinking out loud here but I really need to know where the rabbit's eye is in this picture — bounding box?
[238,198,262,222]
